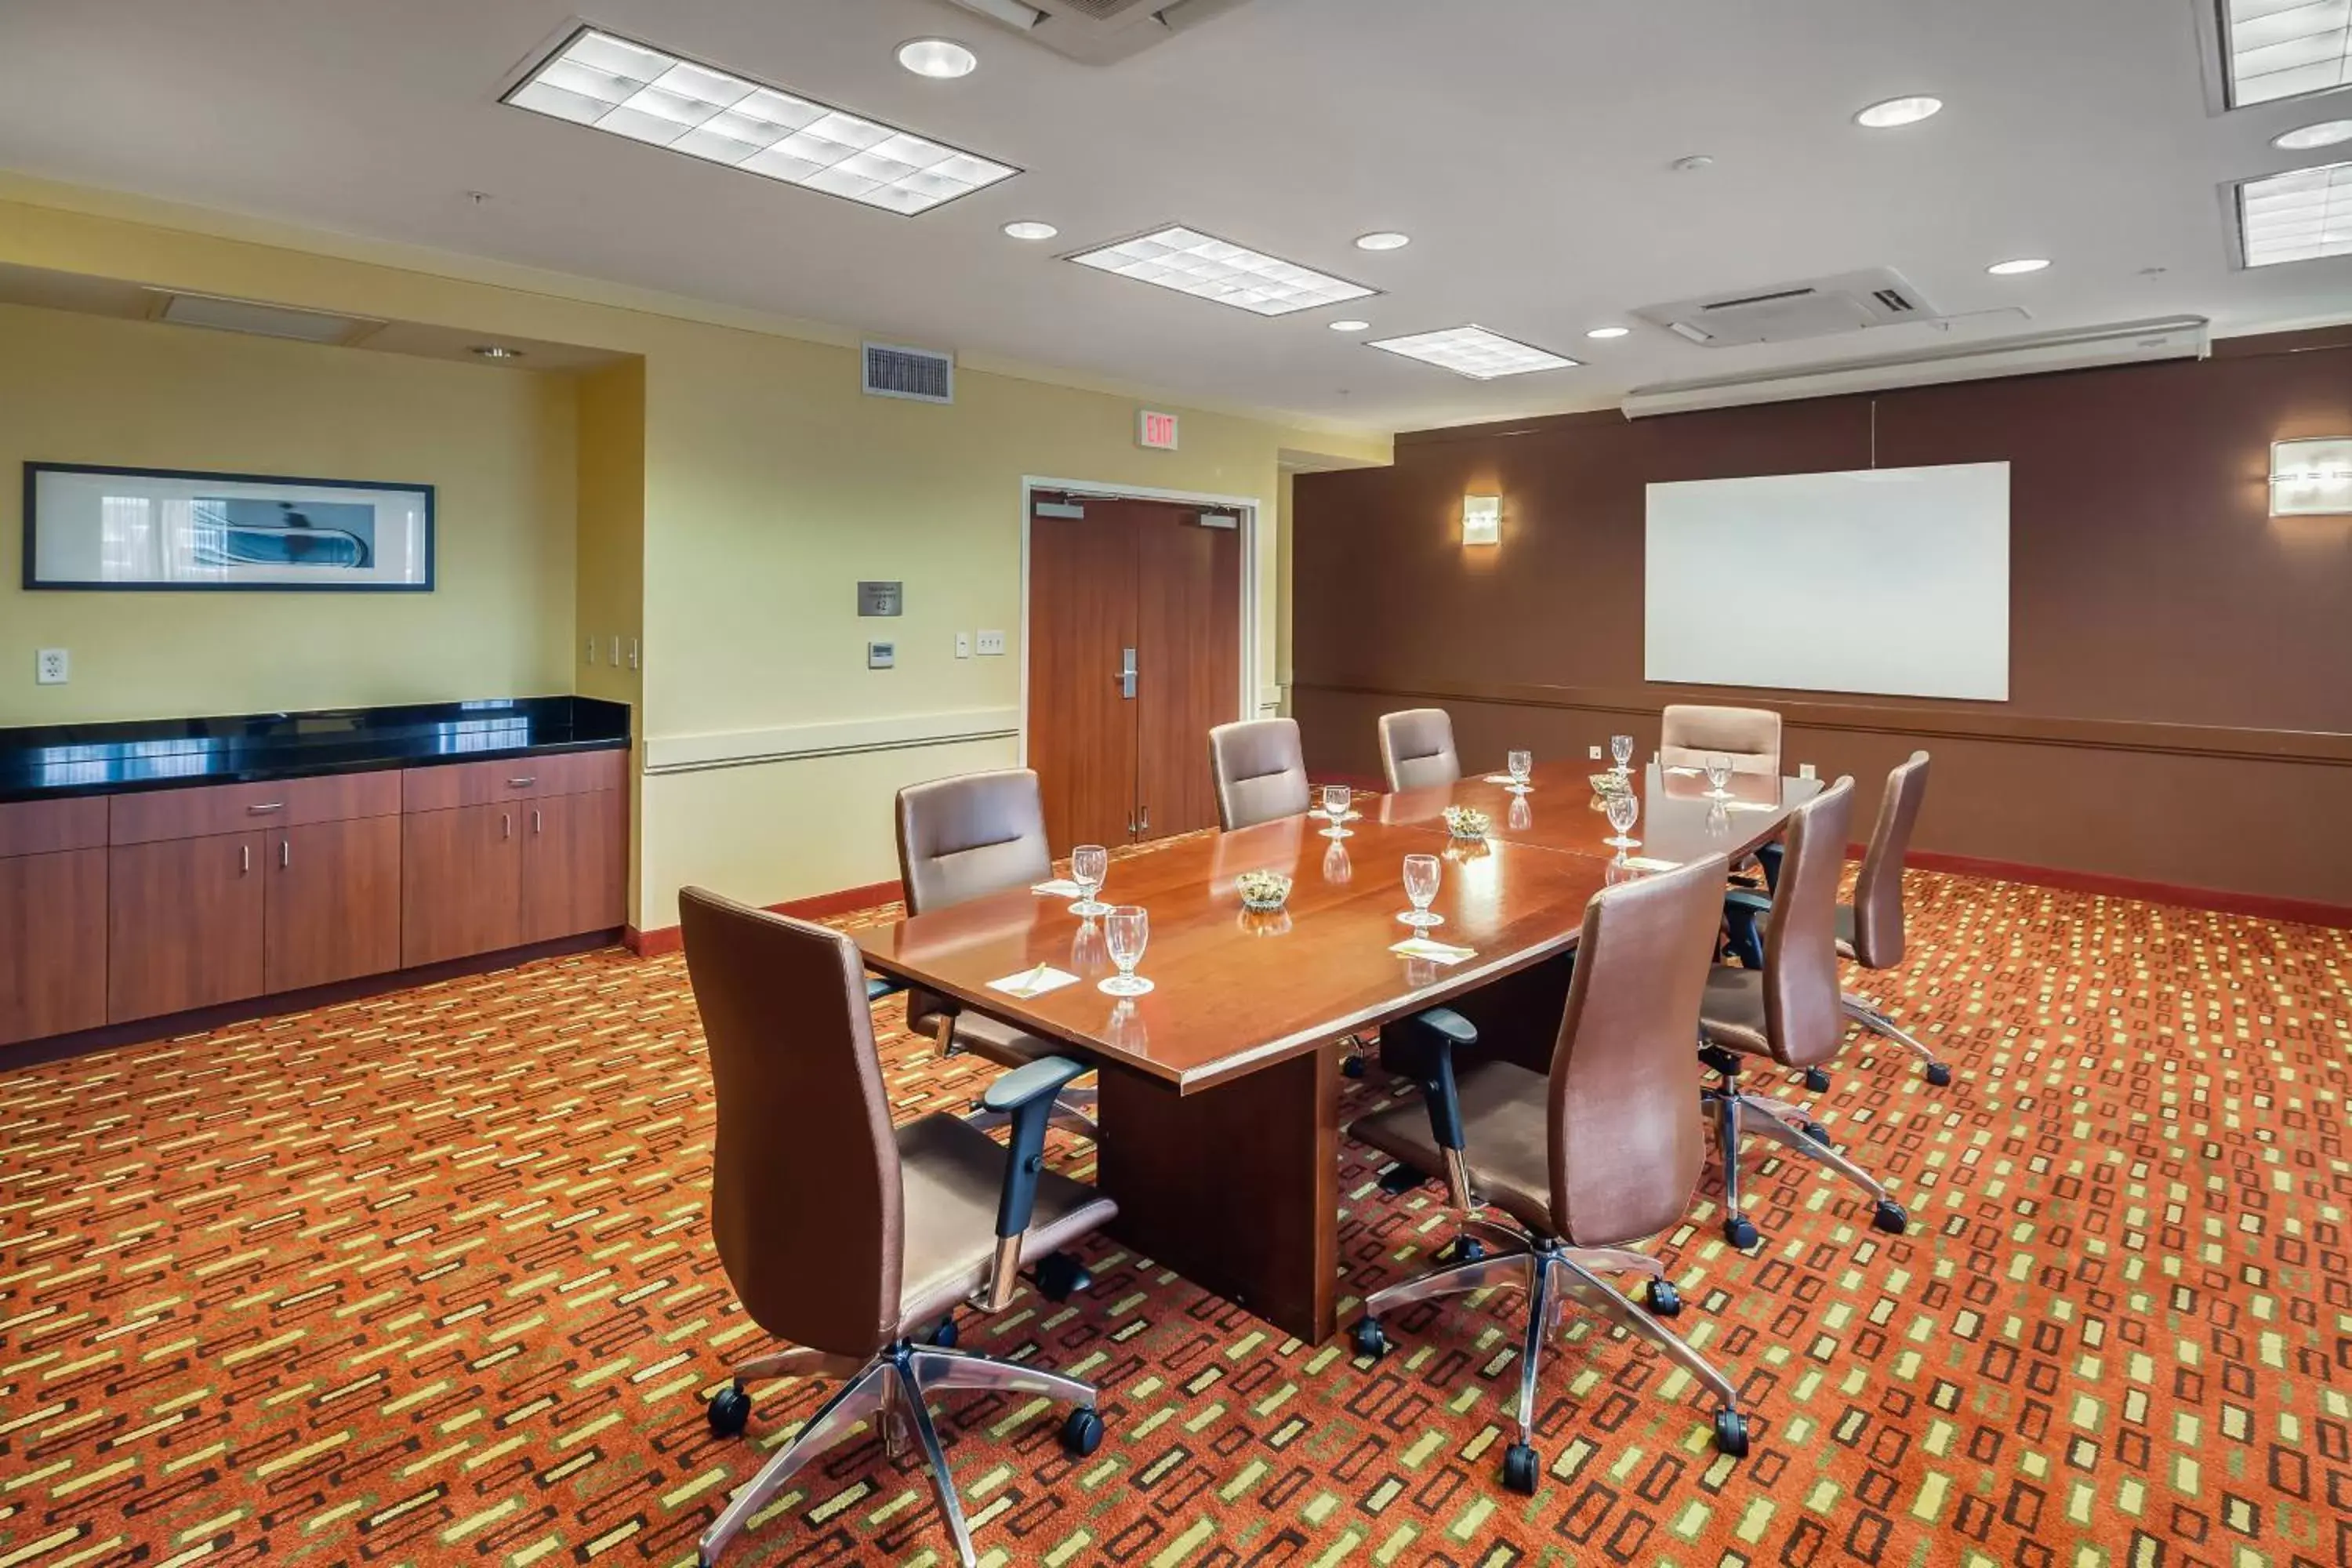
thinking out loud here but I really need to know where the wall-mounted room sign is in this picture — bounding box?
[1138,410,1179,452]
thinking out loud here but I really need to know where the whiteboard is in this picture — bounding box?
[1644,463,2009,701]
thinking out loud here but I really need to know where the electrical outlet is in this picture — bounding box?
[1588,745,1602,760]
[955,632,971,659]
[36,648,69,685]
[1798,762,1817,780]
[976,630,1007,656]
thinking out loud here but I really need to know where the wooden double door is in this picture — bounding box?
[1028,493,1243,853]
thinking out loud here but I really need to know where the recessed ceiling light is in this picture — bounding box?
[1986,257,2052,275]
[897,38,978,78]
[1366,325,1578,379]
[470,345,525,360]
[1584,325,1632,339]
[1002,220,1058,240]
[2275,119,2352,151]
[1066,226,1376,317]
[1671,154,1716,173]
[1354,231,1410,251]
[1855,95,1944,129]
[504,27,1017,216]
[2221,1,2352,107]
[2237,159,2352,267]
[1328,319,1370,332]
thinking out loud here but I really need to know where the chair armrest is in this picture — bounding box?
[1723,889,1773,916]
[1392,1007,1475,1152]
[1721,888,1770,971]
[982,1055,1090,1241]
[865,975,907,1003]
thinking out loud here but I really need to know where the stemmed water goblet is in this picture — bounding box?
[1704,754,1734,799]
[1398,853,1444,928]
[1610,735,1634,775]
[1603,790,1641,860]
[1505,750,1533,793]
[1098,906,1152,996]
[1320,783,1353,838]
[1069,843,1110,919]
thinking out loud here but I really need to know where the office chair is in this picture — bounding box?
[1661,704,1788,886]
[1208,717,1311,830]
[680,889,1114,1568]
[1378,707,1462,791]
[898,770,1098,1143]
[1348,856,1753,1492]
[1697,777,1911,1247]
[1722,751,1951,1088]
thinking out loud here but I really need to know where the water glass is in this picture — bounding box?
[1506,750,1533,793]
[1704,754,1733,797]
[1321,782,1353,838]
[1099,906,1152,996]
[1399,852,1444,928]
[1610,735,1634,774]
[1604,789,1641,855]
[1070,843,1110,918]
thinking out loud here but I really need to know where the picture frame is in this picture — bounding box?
[23,462,435,592]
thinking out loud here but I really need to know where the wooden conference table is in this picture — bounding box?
[856,760,1821,1345]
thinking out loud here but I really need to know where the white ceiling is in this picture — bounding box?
[1,0,2347,432]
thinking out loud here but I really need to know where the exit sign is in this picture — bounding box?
[1138,409,1179,451]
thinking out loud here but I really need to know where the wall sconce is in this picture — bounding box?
[1462,494,1501,546]
[2271,438,2352,517]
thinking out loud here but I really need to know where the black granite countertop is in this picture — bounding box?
[0,695,631,802]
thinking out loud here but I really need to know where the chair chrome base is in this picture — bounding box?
[1841,993,1953,1086]
[1703,1064,1907,1247]
[1352,1225,1748,1485]
[699,1338,1102,1568]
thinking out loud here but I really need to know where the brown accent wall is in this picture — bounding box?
[1292,335,2352,911]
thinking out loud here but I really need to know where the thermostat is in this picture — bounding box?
[868,641,896,670]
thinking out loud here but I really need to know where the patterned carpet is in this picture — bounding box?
[2,850,2348,1568]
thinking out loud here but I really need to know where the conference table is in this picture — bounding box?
[856,760,1821,1345]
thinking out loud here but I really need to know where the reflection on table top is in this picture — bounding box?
[1376,760,1820,866]
[856,812,1618,1093]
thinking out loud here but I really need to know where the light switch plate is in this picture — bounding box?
[36,648,69,684]
[955,632,971,659]
[1798,762,1817,780]
[868,641,896,670]
[976,630,1006,656]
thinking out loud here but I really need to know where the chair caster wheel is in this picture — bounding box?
[1341,1054,1367,1080]
[1646,1279,1682,1318]
[1713,1408,1750,1457]
[1871,1200,1908,1235]
[1802,1067,1831,1092]
[706,1384,752,1439]
[1722,1214,1759,1250]
[1377,1164,1425,1196]
[1059,1406,1105,1457]
[1802,1120,1832,1145]
[1501,1441,1541,1494]
[927,1316,959,1348]
[1924,1062,1953,1087]
[1351,1317,1391,1360]
[1035,1251,1092,1302]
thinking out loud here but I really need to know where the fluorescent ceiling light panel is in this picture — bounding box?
[1065,227,1375,317]
[2238,158,2352,266]
[503,27,1017,215]
[2223,0,2352,107]
[1367,325,1578,379]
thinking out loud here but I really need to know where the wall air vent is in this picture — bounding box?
[862,341,955,405]
[942,0,1256,64]
[1634,268,1939,348]
[147,289,383,347]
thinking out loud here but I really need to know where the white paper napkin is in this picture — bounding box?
[1664,766,1704,777]
[1481,774,1519,785]
[1623,856,1682,872]
[988,964,1080,999]
[1031,879,1083,897]
[1722,800,1777,813]
[1390,937,1476,964]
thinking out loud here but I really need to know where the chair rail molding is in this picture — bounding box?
[644,708,1021,775]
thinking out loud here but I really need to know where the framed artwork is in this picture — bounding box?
[24,463,434,591]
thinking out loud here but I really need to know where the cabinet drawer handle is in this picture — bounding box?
[281,839,290,869]
[507,776,537,788]
[532,808,543,834]
[247,802,284,815]
[241,844,251,873]
[502,811,513,839]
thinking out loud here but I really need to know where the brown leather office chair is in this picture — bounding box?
[898,770,1096,1138]
[1660,704,1783,775]
[681,889,1114,1568]
[1722,751,1950,1088]
[1208,717,1310,830]
[1348,856,1753,1492]
[1378,708,1461,792]
[1696,777,1911,1247]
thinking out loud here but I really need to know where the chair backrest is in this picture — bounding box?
[681,888,901,1362]
[1209,717,1310,830]
[1759,775,1856,1068]
[1378,708,1461,792]
[1849,751,1929,970]
[896,770,1054,1023]
[1660,704,1782,775]
[1547,855,1731,1248]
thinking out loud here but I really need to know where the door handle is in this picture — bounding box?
[1138,804,1150,836]
[280,838,290,869]
[502,811,512,840]
[241,843,251,873]
[532,808,543,834]
[1116,647,1137,700]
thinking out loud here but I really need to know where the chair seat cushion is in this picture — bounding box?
[893,1114,1116,1332]
[1348,1062,1556,1235]
[1698,966,1773,1058]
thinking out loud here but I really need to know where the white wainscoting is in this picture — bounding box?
[644,707,1021,775]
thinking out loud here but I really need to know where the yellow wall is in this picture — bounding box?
[0,300,578,725]
[0,176,1391,930]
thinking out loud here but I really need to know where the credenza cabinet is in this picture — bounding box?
[0,746,627,1047]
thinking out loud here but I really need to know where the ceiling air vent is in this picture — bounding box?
[1634,268,1939,348]
[863,341,955,405]
[942,0,1256,64]
[146,289,383,347]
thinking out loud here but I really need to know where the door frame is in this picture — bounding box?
[1016,476,1265,768]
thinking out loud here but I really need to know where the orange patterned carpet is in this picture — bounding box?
[2,861,2349,1567]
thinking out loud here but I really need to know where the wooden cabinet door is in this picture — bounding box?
[108,832,267,1023]
[1134,503,1243,840]
[0,848,109,1045]
[519,791,626,944]
[267,816,402,993]
[401,804,524,967]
